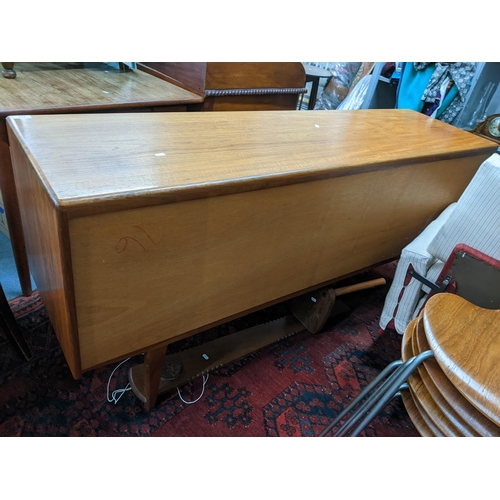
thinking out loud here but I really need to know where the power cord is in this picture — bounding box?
[177,374,209,405]
[107,357,209,406]
[107,357,132,404]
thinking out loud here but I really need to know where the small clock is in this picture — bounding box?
[472,113,500,144]
[487,115,500,138]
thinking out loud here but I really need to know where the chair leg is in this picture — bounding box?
[319,359,403,437]
[0,283,33,361]
[349,351,433,437]
[320,351,434,437]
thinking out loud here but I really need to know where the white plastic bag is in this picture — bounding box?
[337,75,372,110]
[314,62,362,110]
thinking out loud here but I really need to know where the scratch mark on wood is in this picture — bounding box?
[116,236,147,253]
[132,225,166,246]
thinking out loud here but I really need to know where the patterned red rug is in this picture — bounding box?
[0,264,418,437]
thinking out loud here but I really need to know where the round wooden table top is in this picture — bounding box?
[302,64,332,78]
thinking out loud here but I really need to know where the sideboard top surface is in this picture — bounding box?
[7,109,497,216]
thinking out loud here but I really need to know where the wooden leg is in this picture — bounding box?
[0,140,32,296]
[143,346,168,411]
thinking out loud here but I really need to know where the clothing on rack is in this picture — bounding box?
[397,62,476,124]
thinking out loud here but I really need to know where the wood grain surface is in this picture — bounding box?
[414,315,479,436]
[415,312,500,436]
[137,62,306,111]
[7,108,498,380]
[65,137,493,370]
[138,62,207,94]
[402,317,418,362]
[0,62,203,296]
[205,62,306,90]
[401,389,435,437]
[401,316,440,436]
[137,62,306,96]
[410,387,445,437]
[0,62,202,116]
[409,377,462,436]
[9,137,81,377]
[401,318,459,436]
[406,322,462,436]
[0,141,32,295]
[423,293,500,426]
[6,109,496,218]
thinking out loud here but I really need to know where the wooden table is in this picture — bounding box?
[7,109,497,409]
[0,62,203,297]
[139,62,307,111]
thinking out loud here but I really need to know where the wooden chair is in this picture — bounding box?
[400,294,500,437]
[423,294,500,427]
[0,282,32,360]
[321,294,500,437]
[414,310,498,436]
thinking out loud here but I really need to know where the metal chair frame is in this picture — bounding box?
[319,350,433,437]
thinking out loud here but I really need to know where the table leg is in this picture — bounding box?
[1,63,16,79]
[0,141,32,296]
[308,77,320,110]
[143,345,168,411]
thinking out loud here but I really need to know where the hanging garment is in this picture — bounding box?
[421,76,452,118]
[416,62,476,123]
[397,62,476,124]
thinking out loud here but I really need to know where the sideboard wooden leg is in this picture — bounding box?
[143,346,167,411]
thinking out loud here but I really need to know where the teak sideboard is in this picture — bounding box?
[7,109,497,409]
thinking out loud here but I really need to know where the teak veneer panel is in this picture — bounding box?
[9,136,81,373]
[69,161,463,369]
[7,109,497,378]
[423,294,500,426]
[7,110,496,217]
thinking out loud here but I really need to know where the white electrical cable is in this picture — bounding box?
[107,357,132,404]
[177,374,209,405]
